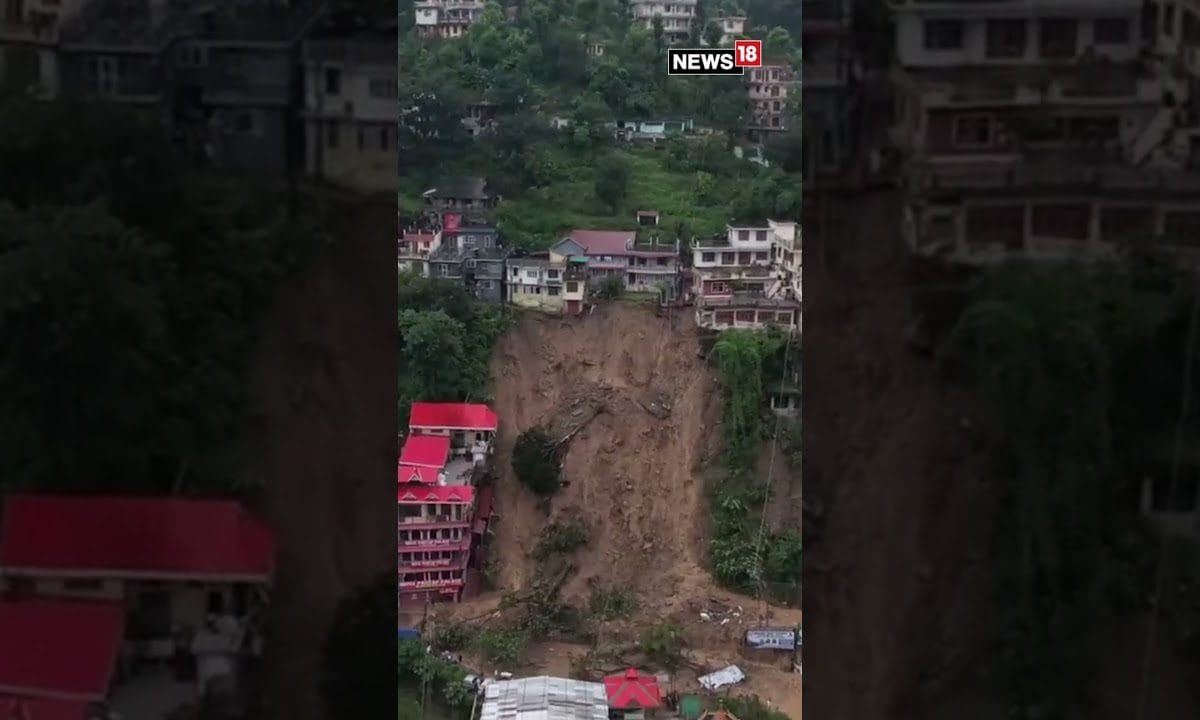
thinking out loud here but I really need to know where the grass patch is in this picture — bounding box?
[589,588,638,620]
[532,514,590,560]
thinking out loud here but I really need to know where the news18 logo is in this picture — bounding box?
[667,39,762,76]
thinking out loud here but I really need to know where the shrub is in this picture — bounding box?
[640,622,684,670]
[533,515,590,559]
[512,427,561,495]
[589,588,638,620]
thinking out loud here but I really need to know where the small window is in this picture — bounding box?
[325,67,341,94]
[701,252,716,262]
[380,125,391,149]
[357,126,366,150]
[985,19,1027,58]
[566,281,579,292]
[923,19,965,50]
[1093,17,1131,44]
[326,121,339,148]
[1039,18,1078,58]
[548,286,561,296]
[952,115,994,148]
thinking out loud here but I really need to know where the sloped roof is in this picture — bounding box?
[603,669,662,710]
[409,402,499,431]
[566,230,636,256]
[0,496,275,581]
[0,600,124,702]
[398,464,439,484]
[481,677,608,720]
[399,435,451,468]
[396,485,475,504]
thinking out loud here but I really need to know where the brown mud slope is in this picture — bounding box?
[481,303,800,717]
[803,189,988,720]
[490,303,722,602]
[246,193,395,720]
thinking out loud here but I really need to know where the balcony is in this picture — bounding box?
[397,514,472,529]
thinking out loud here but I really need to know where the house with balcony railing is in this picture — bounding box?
[550,227,682,298]
[398,403,498,606]
[413,0,486,39]
[691,221,800,331]
[885,0,1200,264]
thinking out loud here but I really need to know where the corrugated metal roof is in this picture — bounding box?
[480,677,608,720]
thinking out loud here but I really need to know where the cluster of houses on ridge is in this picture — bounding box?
[0,0,398,194]
[0,494,275,719]
[399,177,803,333]
[397,401,499,606]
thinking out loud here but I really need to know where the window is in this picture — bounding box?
[232,111,256,134]
[771,116,781,127]
[380,125,391,150]
[63,578,104,591]
[1039,18,1078,58]
[326,120,339,148]
[951,114,994,148]
[1031,203,1090,240]
[1093,17,1131,44]
[525,270,537,278]
[701,252,715,263]
[923,19,965,50]
[548,286,561,296]
[985,19,1027,58]
[547,269,559,278]
[177,44,207,67]
[755,251,769,261]
[368,77,396,98]
[88,55,119,95]
[566,281,579,292]
[656,257,667,266]
[720,252,735,264]
[325,67,341,94]
[738,230,749,241]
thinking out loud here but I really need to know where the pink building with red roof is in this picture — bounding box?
[0,496,274,678]
[550,223,682,298]
[398,402,499,605]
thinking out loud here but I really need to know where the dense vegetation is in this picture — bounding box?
[710,329,802,603]
[397,0,802,248]
[0,95,327,496]
[951,259,1200,716]
[398,272,506,422]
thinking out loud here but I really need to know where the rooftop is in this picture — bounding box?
[0,496,275,581]
[396,484,476,504]
[481,677,609,720]
[0,599,124,702]
[409,402,499,431]
[603,669,662,710]
[399,435,452,468]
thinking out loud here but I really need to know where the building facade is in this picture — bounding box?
[747,62,798,133]
[691,221,801,331]
[302,24,397,193]
[0,0,88,97]
[507,255,566,312]
[398,402,498,606]
[413,0,486,39]
[630,0,697,44]
[803,0,857,177]
[886,0,1200,264]
[551,228,682,297]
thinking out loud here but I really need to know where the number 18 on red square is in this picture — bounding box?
[734,40,762,68]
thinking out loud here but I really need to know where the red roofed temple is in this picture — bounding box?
[604,668,663,720]
[398,402,498,606]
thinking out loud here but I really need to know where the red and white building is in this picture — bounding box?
[887,0,1200,263]
[550,228,682,298]
[603,668,663,720]
[690,221,801,330]
[0,495,275,715]
[0,599,124,720]
[398,225,442,276]
[397,402,498,606]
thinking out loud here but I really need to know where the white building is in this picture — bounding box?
[629,0,697,44]
[506,256,566,312]
[414,0,486,39]
[302,29,397,193]
[691,222,800,331]
[886,0,1200,264]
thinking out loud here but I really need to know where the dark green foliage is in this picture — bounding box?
[640,621,684,670]
[321,574,397,720]
[532,514,590,559]
[718,695,793,720]
[397,637,474,712]
[594,154,631,212]
[950,261,1197,715]
[398,273,505,423]
[0,97,323,495]
[512,426,563,495]
[589,587,638,619]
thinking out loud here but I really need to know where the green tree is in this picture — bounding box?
[594,154,630,212]
[703,20,725,47]
[763,26,795,62]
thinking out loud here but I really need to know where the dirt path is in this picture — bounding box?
[247,195,396,720]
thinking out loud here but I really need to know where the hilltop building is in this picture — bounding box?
[691,220,801,331]
[397,402,498,606]
[413,0,486,39]
[629,0,697,45]
[747,62,798,134]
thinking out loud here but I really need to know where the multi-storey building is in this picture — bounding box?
[803,0,858,177]
[562,257,590,315]
[691,222,801,331]
[715,14,746,45]
[887,0,1200,264]
[302,19,397,193]
[413,0,485,39]
[507,255,566,312]
[550,229,682,298]
[747,62,798,133]
[428,223,507,303]
[423,176,500,223]
[397,402,497,606]
[630,0,697,44]
[398,223,442,275]
[0,0,88,97]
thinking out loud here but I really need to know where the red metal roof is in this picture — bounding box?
[396,485,475,504]
[398,464,438,484]
[604,668,662,709]
[0,600,124,702]
[0,496,275,581]
[568,229,636,256]
[0,696,88,720]
[399,435,450,468]
[408,402,498,431]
